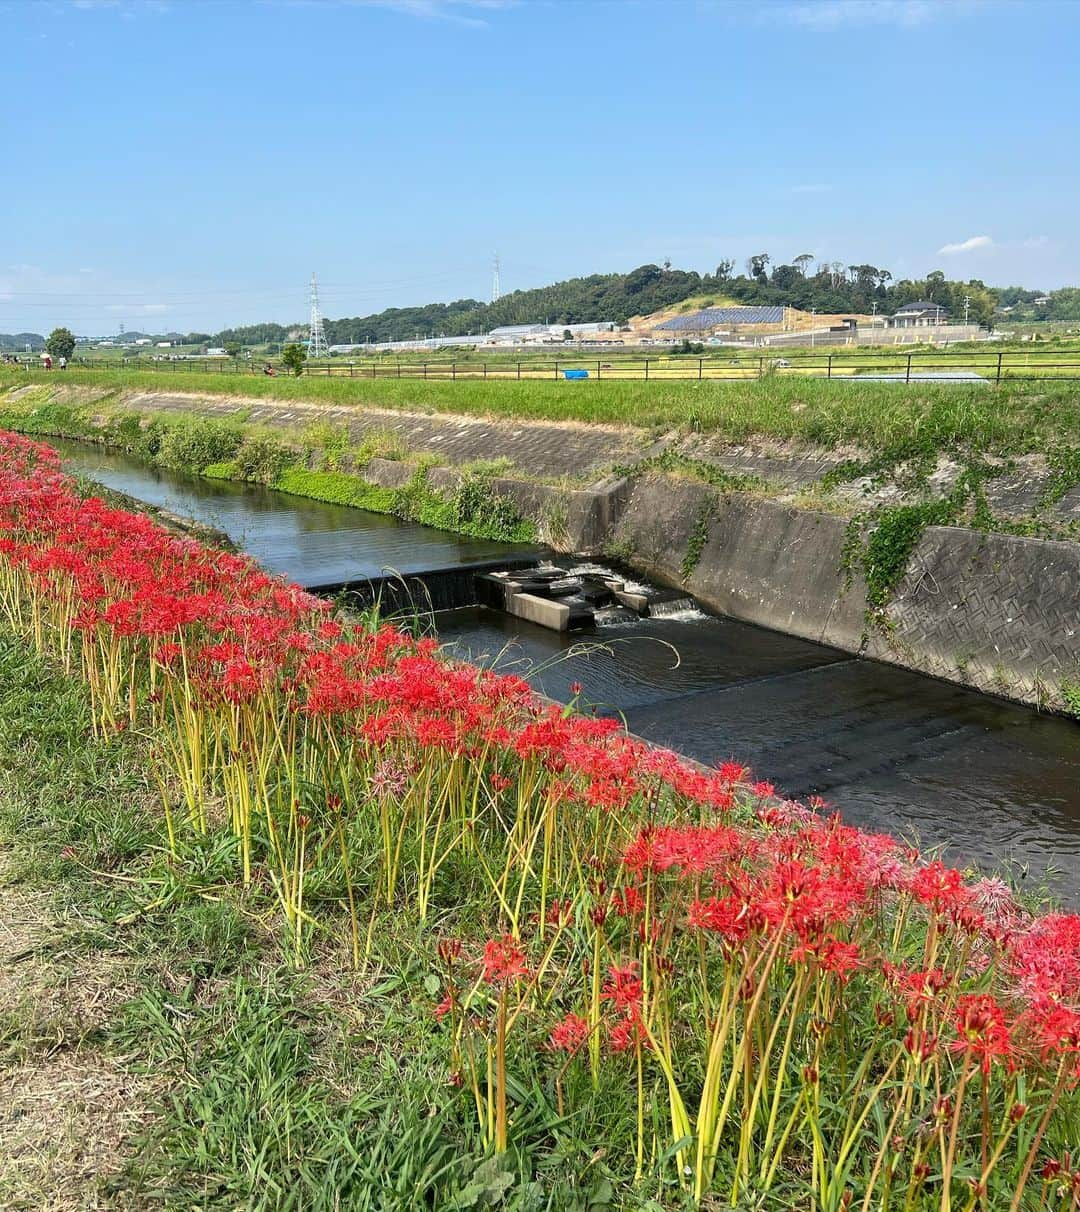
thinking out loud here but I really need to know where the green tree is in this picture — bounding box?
[45,327,75,361]
[746,253,771,283]
[281,343,307,376]
[224,341,242,359]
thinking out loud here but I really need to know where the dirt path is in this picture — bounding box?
[0,861,154,1210]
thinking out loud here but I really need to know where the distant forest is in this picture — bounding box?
[4,257,1079,351]
[214,259,1004,347]
[211,257,1080,346]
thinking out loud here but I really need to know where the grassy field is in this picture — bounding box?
[4,365,1079,460]
[1,634,615,1210]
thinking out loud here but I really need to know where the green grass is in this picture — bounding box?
[0,390,539,546]
[0,635,647,1210]
[5,365,1079,458]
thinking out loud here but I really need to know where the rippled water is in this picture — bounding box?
[55,439,1080,902]
[438,610,1080,897]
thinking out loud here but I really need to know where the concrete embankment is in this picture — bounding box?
[4,384,1078,715]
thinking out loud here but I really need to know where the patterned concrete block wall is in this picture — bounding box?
[607,481,1077,712]
[865,527,1080,707]
[610,478,869,652]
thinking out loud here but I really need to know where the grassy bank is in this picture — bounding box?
[1,633,627,1210]
[4,365,1079,457]
[4,432,1080,1209]
[0,381,538,545]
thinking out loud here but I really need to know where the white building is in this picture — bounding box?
[888,301,949,328]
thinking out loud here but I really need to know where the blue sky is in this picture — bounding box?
[1,0,1077,334]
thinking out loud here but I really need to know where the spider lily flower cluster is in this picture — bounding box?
[1,431,1078,1207]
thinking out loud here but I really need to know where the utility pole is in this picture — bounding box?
[492,252,501,303]
[308,272,327,360]
[963,294,972,325]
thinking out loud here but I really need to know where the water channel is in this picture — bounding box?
[54,438,1080,903]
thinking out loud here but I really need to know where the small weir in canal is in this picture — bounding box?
[55,437,1080,902]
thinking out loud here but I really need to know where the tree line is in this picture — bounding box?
[206,257,1011,347]
[5,259,1078,354]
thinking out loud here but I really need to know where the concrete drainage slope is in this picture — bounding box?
[9,386,1080,716]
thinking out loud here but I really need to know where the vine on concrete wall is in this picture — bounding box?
[681,501,713,581]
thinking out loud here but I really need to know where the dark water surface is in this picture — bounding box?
[52,438,538,587]
[57,439,1080,902]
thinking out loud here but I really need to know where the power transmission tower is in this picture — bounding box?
[308,272,328,359]
[492,252,501,303]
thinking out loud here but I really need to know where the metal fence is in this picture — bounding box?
[22,347,1080,383]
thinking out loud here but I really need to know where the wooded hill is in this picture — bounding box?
[11,260,1079,351]
[211,258,1018,347]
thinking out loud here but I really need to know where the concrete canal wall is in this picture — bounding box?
[4,384,1078,715]
[607,475,1078,713]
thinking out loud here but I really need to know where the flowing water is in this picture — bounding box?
[55,438,1080,902]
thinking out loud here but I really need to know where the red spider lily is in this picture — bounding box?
[608,1009,650,1054]
[482,936,529,984]
[601,961,643,1012]
[611,886,644,918]
[437,938,463,965]
[884,964,950,1020]
[547,1012,589,1054]
[951,993,1015,1074]
[801,936,863,982]
[5,429,1080,1197]
[1024,999,1080,1057]
[903,1028,939,1062]
[911,859,970,912]
[687,895,753,945]
[1007,912,1080,1002]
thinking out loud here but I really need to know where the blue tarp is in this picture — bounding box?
[563,368,589,380]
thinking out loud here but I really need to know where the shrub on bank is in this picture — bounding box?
[0,429,1078,1207]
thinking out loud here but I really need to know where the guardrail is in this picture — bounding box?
[12,348,1080,383]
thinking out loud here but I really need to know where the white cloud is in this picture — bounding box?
[775,0,945,29]
[319,0,513,25]
[746,0,993,30]
[104,302,170,314]
[1022,235,1049,249]
[938,235,994,255]
[68,0,170,12]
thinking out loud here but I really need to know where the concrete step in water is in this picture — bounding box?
[648,596,697,618]
[476,560,703,632]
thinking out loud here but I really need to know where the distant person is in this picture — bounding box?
[59,355,67,370]
[42,354,52,371]
[263,362,276,376]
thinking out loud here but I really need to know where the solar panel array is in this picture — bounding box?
[657,306,787,331]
